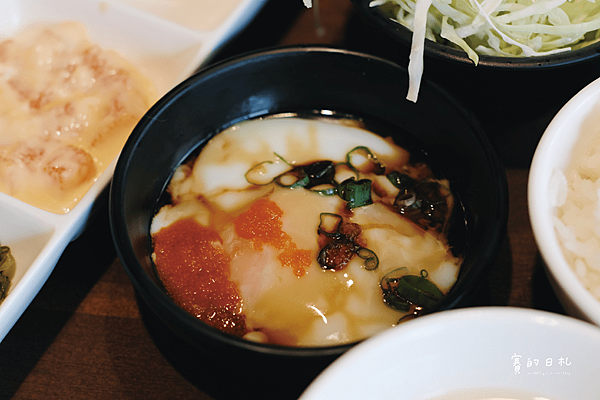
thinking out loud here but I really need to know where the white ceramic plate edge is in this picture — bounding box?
[0,155,119,341]
[300,307,600,400]
[201,0,270,62]
[0,0,268,343]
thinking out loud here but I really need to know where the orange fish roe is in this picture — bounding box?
[234,198,312,277]
[153,218,247,337]
[278,245,313,277]
[234,198,288,250]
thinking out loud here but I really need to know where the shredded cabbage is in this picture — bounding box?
[371,0,600,102]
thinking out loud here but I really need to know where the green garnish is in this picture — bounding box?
[395,270,444,309]
[356,247,379,271]
[245,160,279,186]
[275,169,310,188]
[245,153,294,186]
[311,186,337,196]
[317,213,378,271]
[345,146,386,175]
[245,147,386,208]
[337,178,373,209]
[380,268,411,312]
[0,246,15,302]
[317,213,343,238]
[387,171,453,232]
[380,268,444,312]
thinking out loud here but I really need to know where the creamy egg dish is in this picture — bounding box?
[150,116,462,347]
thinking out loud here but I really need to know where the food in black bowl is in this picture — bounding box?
[151,115,462,347]
[109,46,508,366]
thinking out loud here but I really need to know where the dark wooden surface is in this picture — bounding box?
[3,0,596,398]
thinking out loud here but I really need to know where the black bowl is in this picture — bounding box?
[109,46,508,367]
[348,0,600,154]
[351,0,600,69]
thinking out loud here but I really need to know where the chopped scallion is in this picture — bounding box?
[337,178,373,208]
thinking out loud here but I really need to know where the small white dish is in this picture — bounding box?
[300,307,600,400]
[0,0,268,342]
[528,77,600,327]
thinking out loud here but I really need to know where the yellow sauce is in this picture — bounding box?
[0,22,156,213]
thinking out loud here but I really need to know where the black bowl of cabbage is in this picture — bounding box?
[352,0,600,69]
[109,46,508,370]
[349,0,600,150]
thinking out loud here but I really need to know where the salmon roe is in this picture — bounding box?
[152,218,247,336]
[234,198,312,277]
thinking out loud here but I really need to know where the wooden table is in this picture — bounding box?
[3,0,597,398]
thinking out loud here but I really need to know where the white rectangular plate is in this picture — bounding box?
[0,0,268,342]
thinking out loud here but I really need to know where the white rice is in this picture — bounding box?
[553,128,600,301]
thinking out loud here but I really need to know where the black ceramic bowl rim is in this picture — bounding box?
[352,0,600,69]
[109,45,508,360]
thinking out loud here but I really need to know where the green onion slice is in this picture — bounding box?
[346,146,386,175]
[380,268,444,312]
[333,162,359,183]
[276,169,310,189]
[337,178,373,208]
[318,213,343,237]
[357,247,379,270]
[395,269,444,309]
[245,153,294,186]
[245,159,294,186]
[380,267,410,312]
[310,185,338,196]
[380,267,409,291]
[383,293,411,312]
[245,161,274,186]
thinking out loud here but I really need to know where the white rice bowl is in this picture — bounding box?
[529,76,600,326]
